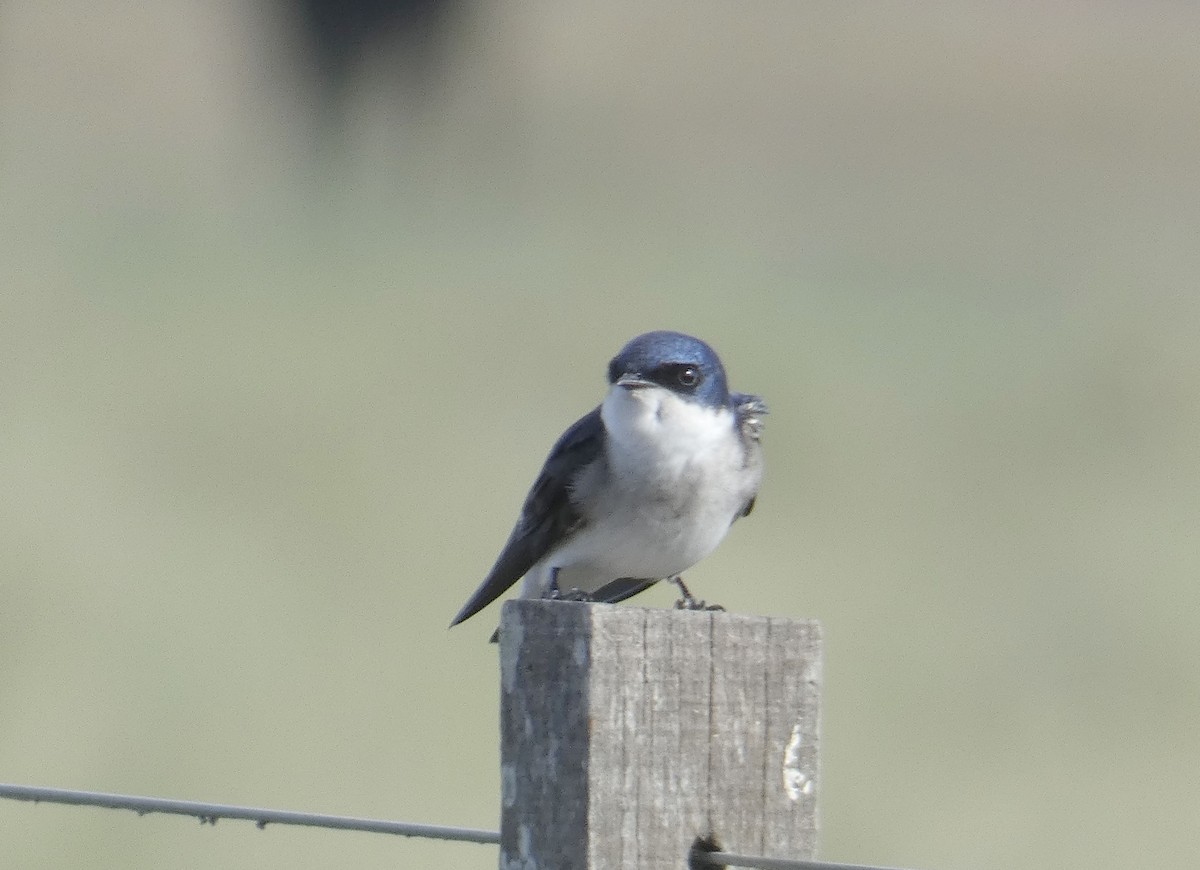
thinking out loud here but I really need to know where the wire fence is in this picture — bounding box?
[0,783,497,844]
[0,782,917,870]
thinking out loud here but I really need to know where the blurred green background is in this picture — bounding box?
[3,2,1198,868]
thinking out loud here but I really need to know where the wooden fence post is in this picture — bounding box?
[498,600,822,869]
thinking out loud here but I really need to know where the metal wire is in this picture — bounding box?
[1,782,918,870]
[0,783,499,845]
[696,850,917,870]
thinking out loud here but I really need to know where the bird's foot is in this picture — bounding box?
[548,586,596,603]
[669,576,725,612]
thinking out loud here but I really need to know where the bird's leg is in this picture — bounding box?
[670,575,725,612]
[546,568,596,602]
[669,575,697,607]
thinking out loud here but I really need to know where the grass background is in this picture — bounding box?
[2,2,1198,868]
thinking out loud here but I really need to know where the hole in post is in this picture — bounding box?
[688,833,725,869]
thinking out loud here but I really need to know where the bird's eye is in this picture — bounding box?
[648,362,703,390]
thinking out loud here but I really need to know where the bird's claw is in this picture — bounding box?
[669,576,725,612]
[548,586,596,603]
[675,599,727,612]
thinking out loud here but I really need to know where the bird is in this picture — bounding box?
[449,330,766,636]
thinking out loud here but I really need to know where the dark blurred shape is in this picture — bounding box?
[286,0,461,108]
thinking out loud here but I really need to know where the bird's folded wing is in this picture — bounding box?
[449,406,605,627]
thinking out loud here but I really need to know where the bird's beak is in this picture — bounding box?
[616,373,652,390]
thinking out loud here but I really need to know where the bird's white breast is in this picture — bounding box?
[532,385,760,594]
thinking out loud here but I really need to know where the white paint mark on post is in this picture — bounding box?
[783,723,813,800]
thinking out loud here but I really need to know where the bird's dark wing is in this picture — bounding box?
[731,392,768,518]
[449,407,605,627]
